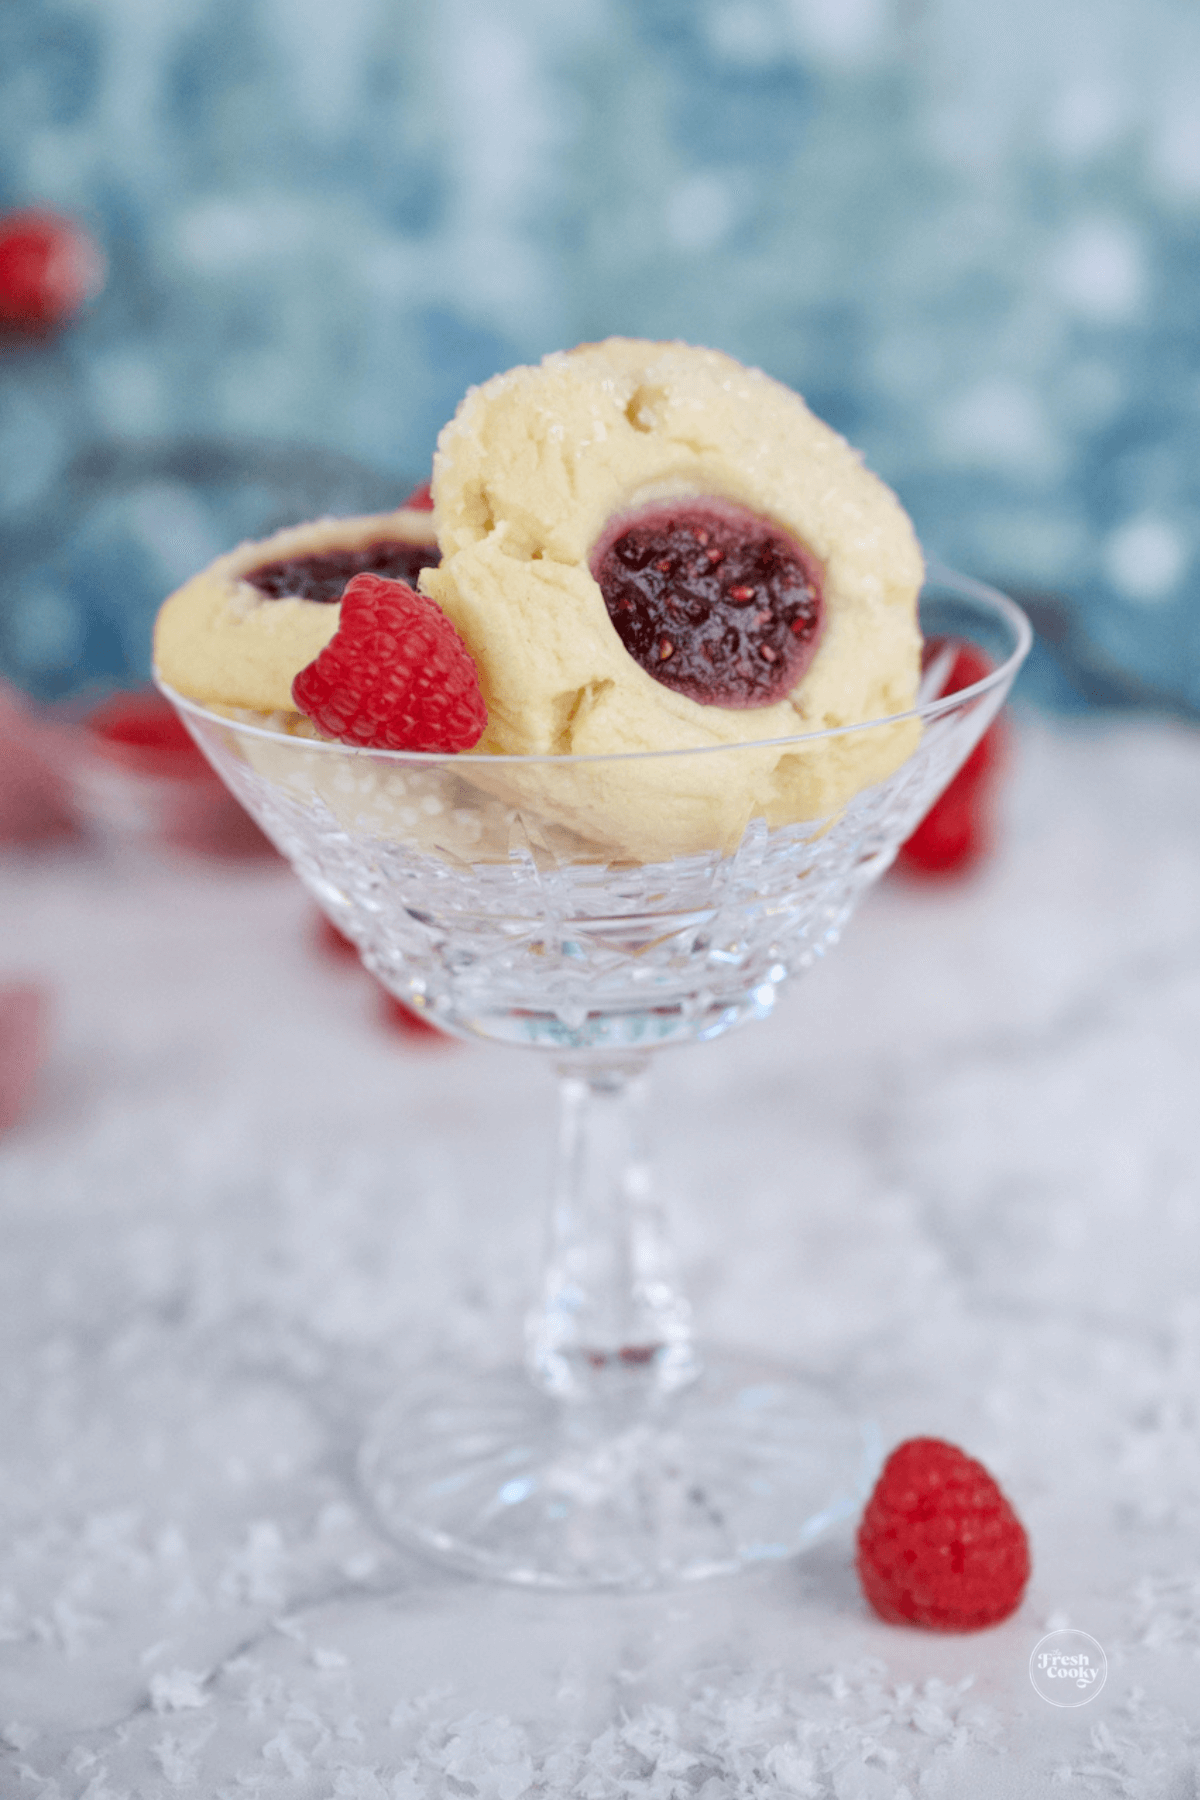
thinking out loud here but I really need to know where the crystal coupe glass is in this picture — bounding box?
[161,564,1030,1589]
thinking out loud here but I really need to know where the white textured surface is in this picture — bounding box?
[3,716,1200,1796]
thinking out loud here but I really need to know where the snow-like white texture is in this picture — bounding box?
[2,718,1200,1793]
[782,0,892,68]
[1048,217,1147,323]
[1104,516,1188,605]
[148,1666,210,1712]
[935,379,1063,479]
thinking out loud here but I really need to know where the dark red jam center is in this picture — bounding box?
[248,539,440,604]
[589,500,823,707]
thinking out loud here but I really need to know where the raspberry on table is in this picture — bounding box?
[292,574,487,753]
[856,1437,1030,1631]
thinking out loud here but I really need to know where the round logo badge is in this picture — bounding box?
[1029,1629,1108,1706]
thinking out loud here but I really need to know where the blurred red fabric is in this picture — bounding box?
[0,679,79,843]
[0,981,51,1135]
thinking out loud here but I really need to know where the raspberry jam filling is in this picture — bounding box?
[248,540,440,605]
[589,499,824,707]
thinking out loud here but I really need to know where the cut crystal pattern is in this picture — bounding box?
[175,642,1008,1053]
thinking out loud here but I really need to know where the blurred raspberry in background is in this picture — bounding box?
[0,676,274,857]
[312,911,455,1044]
[897,644,1010,879]
[74,689,277,858]
[0,209,105,337]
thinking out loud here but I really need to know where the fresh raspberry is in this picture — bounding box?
[856,1437,1030,1631]
[292,575,486,753]
[403,480,434,511]
[897,642,1010,877]
[0,209,105,335]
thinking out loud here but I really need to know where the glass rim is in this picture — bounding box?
[156,562,1032,770]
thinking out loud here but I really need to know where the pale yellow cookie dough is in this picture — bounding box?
[154,342,925,865]
[421,338,923,858]
[154,508,438,716]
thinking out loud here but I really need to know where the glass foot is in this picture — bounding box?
[359,1352,880,1590]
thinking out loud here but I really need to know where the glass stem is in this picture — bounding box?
[525,1055,700,1404]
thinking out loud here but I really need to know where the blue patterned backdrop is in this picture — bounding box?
[2,0,1199,713]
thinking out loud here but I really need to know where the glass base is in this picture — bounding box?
[359,1352,880,1590]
